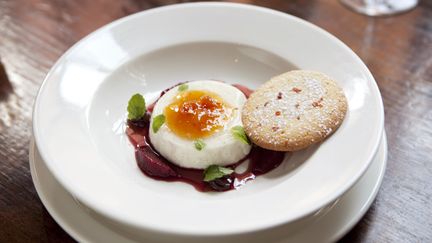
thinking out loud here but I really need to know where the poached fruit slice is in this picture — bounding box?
[127,113,178,178]
[136,146,177,178]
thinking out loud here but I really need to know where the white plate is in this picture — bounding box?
[29,132,387,243]
[32,2,384,235]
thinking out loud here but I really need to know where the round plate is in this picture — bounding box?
[32,2,384,235]
[29,133,387,242]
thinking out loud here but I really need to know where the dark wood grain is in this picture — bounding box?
[0,0,431,242]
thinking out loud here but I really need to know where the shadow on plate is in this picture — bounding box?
[263,143,320,180]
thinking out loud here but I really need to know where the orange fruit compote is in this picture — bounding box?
[164,90,232,139]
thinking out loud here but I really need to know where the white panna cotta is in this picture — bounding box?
[149,80,251,169]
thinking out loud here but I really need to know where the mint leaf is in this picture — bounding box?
[194,139,206,151]
[127,94,146,120]
[152,114,165,133]
[178,83,188,92]
[203,165,234,182]
[231,126,250,145]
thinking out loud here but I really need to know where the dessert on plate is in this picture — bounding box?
[125,71,347,192]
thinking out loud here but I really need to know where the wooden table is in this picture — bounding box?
[0,0,431,242]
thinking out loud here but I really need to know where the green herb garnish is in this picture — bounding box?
[178,83,188,92]
[127,94,146,120]
[231,125,250,145]
[152,114,165,133]
[194,139,206,151]
[203,165,234,182]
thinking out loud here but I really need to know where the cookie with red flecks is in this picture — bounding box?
[242,70,348,151]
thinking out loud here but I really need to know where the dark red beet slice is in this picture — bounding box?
[136,146,177,178]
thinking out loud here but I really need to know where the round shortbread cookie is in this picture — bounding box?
[242,70,348,151]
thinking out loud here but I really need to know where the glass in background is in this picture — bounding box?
[340,0,418,16]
